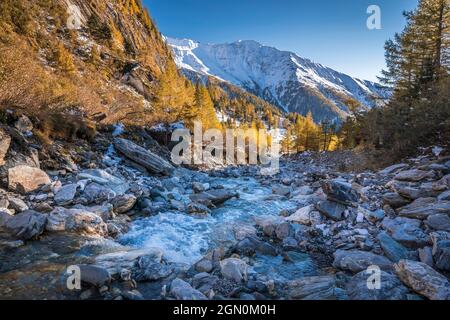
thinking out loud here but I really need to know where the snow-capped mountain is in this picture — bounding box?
[166,37,391,123]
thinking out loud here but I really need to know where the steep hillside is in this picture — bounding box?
[167,37,391,123]
[0,0,183,127]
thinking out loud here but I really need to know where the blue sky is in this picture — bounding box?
[144,0,418,82]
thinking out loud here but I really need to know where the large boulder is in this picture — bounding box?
[170,278,207,300]
[220,258,248,283]
[0,128,11,166]
[2,210,47,240]
[333,250,392,273]
[8,165,51,194]
[83,183,116,204]
[346,270,409,300]
[395,260,450,300]
[382,217,430,248]
[321,179,360,205]
[46,207,108,237]
[114,138,174,175]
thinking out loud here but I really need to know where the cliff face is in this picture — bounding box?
[0,0,178,125]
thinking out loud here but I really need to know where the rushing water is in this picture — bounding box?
[119,176,297,265]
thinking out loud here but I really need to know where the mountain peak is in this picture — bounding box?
[167,37,391,122]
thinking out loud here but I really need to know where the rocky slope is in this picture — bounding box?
[1,115,449,300]
[167,37,391,123]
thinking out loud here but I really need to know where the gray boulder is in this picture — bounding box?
[430,232,450,272]
[316,200,346,221]
[170,278,207,300]
[189,189,238,207]
[287,276,342,300]
[398,199,450,220]
[77,265,111,287]
[346,270,409,300]
[111,194,137,214]
[46,207,108,237]
[2,210,47,240]
[7,197,29,212]
[426,214,450,232]
[377,232,409,262]
[114,138,174,175]
[395,259,450,300]
[394,169,432,182]
[220,258,248,283]
[321,179,360,205]
[382,217,430,248]
[333,250,392,273]
[383,192,410,208]
[54,183,79,205]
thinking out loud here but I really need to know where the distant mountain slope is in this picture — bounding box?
[167,37,391,123]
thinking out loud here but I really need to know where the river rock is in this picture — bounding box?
[272,185,291,197]
[275,222,294,240]
[425,214,450,232]
[170,278,207,300]
[54,183,79,205]
[0,128,11,166]
[394,169,432,182]
[8,165,51,194]
[78,169,129,195]
[316,201,346,221]
[235,236,277,256]
[77,265,111,287]
[394,259,450,300]
[220,258,248,283]
[398,185,439,200]
[2,210,47,240]
[377,232,409,262]
[189,189,238,207]
[432,174,450,191]
[46,207,108,237]
[7,197,29,212]
[418,246,434,267]
[383,192,410,208]
[430,232,450,271]
[254,215,282,237]
[111,194,137,214]
[438,190,450,201]
[333,250,392,273]
[287,276,340,300]
[133,255,173,282]
[114,138,174,175]
[382,217,430,248]
[95,248,164,277]
[192,273,219,296]
[83,183,116,204]
[346,270,409,300]
[321,179,360,205]
[286,205,322,226]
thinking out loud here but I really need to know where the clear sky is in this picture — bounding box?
[144,0,418,82]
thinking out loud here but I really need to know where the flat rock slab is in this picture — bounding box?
[287,276,343,300]
[394,169,432,182]
[170,278,207,300]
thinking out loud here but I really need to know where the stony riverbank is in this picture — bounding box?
[1,117,449,300]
